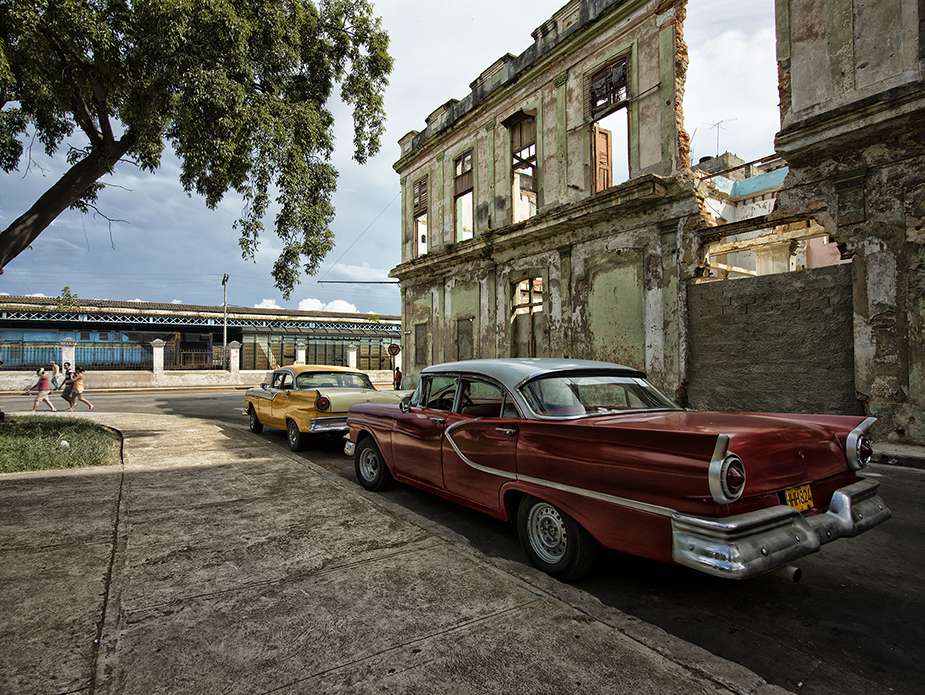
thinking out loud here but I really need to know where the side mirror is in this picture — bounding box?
[260,383,269,390]
[400,395,412,413]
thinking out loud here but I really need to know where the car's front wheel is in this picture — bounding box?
[517,495,597,582]
[355,438,393,491]
[248,406,264,434]
[287,419,306,451]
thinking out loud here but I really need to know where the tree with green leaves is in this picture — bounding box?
[0,0,392,298]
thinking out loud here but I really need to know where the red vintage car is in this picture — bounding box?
[344,359,890,581]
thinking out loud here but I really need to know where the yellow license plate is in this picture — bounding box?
[785,483,814,512]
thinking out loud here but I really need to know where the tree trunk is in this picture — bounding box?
[0,133,135,270]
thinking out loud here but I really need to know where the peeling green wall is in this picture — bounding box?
[581,249,645,370]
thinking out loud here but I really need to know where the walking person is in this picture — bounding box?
[66,367,94,411]
[49,361,62,391]
[60,362,75,405]
[394,367,402,390]
[25,367,57,412]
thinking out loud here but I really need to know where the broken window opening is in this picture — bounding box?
[414,322,429,366]
[511,276,544,358]
[412,176,428,256]
[507,114,537,223]
[454,150,474,242]
[589,57,630,190]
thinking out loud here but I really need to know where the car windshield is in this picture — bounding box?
[295,372,375,390]
[520,374,680,417]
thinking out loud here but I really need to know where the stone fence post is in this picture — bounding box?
[228,341,241,376]
[347,344,358,369]
[151,339,165,378]
[295,340,307,365]
[60,338,76,369]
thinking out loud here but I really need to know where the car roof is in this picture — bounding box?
[420,358,645,390]
[275,364,365,375]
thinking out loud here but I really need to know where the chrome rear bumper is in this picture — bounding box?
[308,416,348,434]
[671,478,891,579]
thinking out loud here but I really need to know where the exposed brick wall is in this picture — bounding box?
[686,264,863,415]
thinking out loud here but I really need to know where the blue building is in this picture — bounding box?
[0,296,401,372]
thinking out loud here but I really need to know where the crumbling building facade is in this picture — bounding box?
[391,0,695,398]
[773,0,925,443]
[390,0,925,445]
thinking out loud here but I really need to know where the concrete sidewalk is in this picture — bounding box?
[0,413,787,695]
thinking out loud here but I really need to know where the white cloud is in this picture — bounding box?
[297,298,324,312]
[254,298,282,309]
[324,299,359,314]
[297,297,359,313]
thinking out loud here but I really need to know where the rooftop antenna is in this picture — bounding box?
[704,119,736,157]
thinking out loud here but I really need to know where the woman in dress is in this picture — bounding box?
[66,368,94,411]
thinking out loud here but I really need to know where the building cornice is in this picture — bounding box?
[776,82,925,163]
[389,173,694,283]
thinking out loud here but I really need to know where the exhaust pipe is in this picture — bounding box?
[771,565,802,583]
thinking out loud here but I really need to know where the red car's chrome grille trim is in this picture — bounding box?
[444,422,676,518]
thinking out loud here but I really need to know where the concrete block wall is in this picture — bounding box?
[685,263,862,416]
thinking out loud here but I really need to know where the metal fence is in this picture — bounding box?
[164,346,231,371]
[75,343,153,370]
[357,344,392,371]
[0,342,153,371]
[0,342,57,370]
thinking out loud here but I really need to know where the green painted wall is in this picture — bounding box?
[583,249,645,370]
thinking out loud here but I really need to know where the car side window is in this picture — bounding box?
[457,379,508,418]
[422,375,459,411]
[271,372,287,389]
[279,373,293,389]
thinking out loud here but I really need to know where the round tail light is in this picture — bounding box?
[315,395,331,411]
[709,442,747,505]
[722,457,746,500]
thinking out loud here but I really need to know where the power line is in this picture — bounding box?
[317,190,400,283]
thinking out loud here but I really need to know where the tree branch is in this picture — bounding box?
[0,131,135,269]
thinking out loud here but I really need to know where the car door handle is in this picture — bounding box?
[430,417,446,424]
[496,427,516,436]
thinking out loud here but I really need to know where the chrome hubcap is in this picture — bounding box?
[358,448,379,481]
[527,503,567,564]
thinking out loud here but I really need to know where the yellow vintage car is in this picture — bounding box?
[245,364,411,451]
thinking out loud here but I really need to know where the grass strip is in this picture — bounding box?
[0,416,121,474]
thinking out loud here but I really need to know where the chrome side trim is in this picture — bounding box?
[846,417,877,471]
[443,420,517,481]
[443,420,675,517]
[514,472,677,517]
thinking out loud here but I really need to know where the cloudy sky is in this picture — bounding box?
[0,0,777,316]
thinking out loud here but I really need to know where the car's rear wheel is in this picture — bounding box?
[248,406,263,434]
[517,495,597,582]
[355,438,393,491]
[287,419,306,451]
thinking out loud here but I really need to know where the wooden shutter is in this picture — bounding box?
[592,126,613,193]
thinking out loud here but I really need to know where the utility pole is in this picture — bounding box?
[222,274,229,370]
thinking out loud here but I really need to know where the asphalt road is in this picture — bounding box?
[10,388,922,695]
